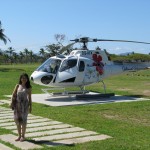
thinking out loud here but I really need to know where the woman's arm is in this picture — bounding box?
[28,88,32,113]
[12,84,19,97]
[10,84,19,109]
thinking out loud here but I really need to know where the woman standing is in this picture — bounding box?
[11,73,32,142]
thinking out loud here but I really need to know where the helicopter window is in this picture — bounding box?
[59,59,77,72]
[79,61,85,72]
[36,59,61,73]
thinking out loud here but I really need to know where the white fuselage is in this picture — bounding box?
[30,49,150,87]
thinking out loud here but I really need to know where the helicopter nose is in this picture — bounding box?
[30,71,54,86]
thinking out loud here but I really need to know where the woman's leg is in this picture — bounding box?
[15,124,21,141]
[20,123,27,141]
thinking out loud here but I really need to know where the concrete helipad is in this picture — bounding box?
[5,93,149,107]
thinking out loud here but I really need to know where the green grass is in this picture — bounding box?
[0,64,150,150]
[31,101,150,150]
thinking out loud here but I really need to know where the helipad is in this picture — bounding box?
[6,92,149,107]
[5,92,149,107]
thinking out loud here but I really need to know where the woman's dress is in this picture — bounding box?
[14,85,29,125]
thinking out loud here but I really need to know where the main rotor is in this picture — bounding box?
[70,37,150,50]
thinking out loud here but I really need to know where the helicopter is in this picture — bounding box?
[30,37,150,93]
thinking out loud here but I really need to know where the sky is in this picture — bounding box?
[0,0,150,54]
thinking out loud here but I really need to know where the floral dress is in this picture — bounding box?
[14,85,29,125]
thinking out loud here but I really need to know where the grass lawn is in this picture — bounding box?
[0,64,150,150]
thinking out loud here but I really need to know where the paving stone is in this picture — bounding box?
[0,113,13,117]
[0,110,13,114]
[0,106,10,109]
[0,118,13,123]
[0,143,14,150]
[33,131,97,141]
[28,116,44,120]
[0,118,53,127]
[26,127,85,138]
[0,122,15,127]
[13,124,73,133]
[27,121,62,128]
[0,108,7,111]
[0,116,13,119]
[4,126,16,130]
[0,116,14,120]
[0,110,11,113]
[27,118,52,124]
[51,134,112,145]
[3,114,44,120]
[0,100,11,104]
[0,109,10,112]
[5,121,62,130]
[0,114,41,120]
[28,114,46,119]
[0,102,5,105]
[0,134,42,150]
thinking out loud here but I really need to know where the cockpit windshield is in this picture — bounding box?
[36,58,61,74]
[59,59,77,72]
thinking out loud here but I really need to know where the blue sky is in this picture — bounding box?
[0,0,150,54]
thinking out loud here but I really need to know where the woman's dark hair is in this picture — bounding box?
[19,73,32,89]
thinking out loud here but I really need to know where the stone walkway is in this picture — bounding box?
[0,102,111,150]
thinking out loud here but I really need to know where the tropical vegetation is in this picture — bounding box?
[0,21,10,44]
[0,21,150,65]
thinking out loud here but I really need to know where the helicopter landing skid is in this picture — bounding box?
[41,88,89,96]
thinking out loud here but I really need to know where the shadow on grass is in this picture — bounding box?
[0,68,25,72]
[27,139,75,147]
[122,94,144,98]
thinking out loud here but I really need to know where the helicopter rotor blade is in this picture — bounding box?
[59,42,76,54]
[96,39,150,44]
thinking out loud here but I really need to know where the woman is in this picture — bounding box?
[11,73,32,142]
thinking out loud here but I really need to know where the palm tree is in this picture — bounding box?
[3,53,9,64]
[39,48,46,62]
[0,21,11,44]
[28,50,34,63]
[19,51,24,63]
[12,52,18,64]
[0,49,3,56]
[23,48,29,63]
[39,48,45,56]
[6,47,14,56]
[5,47,15,64]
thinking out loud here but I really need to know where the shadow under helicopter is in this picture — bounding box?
[40,93,147,106]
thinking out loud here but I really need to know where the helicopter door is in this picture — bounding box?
[55,59,78,84]
[75,60,85,84]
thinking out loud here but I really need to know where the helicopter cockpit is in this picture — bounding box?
[59,58,77,72]
[36,58,61,74]
[36,57,78,73]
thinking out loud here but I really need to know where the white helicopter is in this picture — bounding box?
[30,37,150,93]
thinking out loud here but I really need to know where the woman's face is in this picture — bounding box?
[21,76,28,84]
